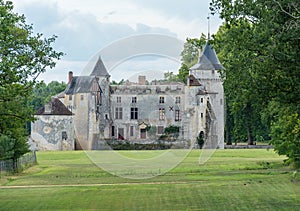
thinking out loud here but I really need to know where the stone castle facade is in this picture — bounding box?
[30,42,225,150]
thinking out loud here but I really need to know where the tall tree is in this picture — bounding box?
[0,1,63,168]
[178,34,207,83]
[211,0,300,166]
[213,22,270,145]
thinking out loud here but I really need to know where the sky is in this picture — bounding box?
[13,0,223,83]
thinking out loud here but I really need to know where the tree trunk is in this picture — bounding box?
[225,125,232,145]
[247,126,254,145]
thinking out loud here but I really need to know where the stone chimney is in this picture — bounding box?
[68,71,73,84]
[138,75,146,85]
[44,103,52,114]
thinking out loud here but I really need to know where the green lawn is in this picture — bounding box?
[0,149,299,210]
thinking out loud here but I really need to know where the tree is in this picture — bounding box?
[210,0,300,166]
[213,22,270,145]
[0,1,63,169]
[178,34,207,84]
[30,81,67,111]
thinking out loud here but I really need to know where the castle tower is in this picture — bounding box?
[90,56,111,141]
[190,42,225,149]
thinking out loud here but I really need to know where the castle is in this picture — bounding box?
[30,42,224,150]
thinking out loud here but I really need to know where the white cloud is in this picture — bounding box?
[12,0,222,83]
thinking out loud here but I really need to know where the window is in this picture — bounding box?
[159,96,165,104]
[62,131,67,140]
[140,129,146,139]
[111,126,115,137]
[159,108,165,120]
[69,95,72,100]
[80,95,84,101]
[157,126,164,134]
[130,107,138,120]
[220,98,223,105]
[130,126,134,136]
[175,110,181,121]
[200,98,203,103]
[117,96,121,103]
[118,128,124,140]
[132,97,137,103]
[115,107,123,119]
[175,96,180,104]
[201,113,204,118]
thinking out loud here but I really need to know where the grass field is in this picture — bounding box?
[0,149,299,210]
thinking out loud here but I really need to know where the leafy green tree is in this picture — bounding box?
[0,1,63,168]
[213,22,270,145]
[210,0,300,165]
[31,81,67,111]
[177,34,207,84]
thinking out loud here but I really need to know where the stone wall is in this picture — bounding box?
[31,115,74,150]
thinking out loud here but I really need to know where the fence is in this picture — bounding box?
[0,151,37,173]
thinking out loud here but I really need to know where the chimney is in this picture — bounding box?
[68,71,73,84]
[44,103,52,114]
[138,75,146,85]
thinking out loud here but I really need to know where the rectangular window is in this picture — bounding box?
[200,98,203,103]
[175,96,180,104]
[140,129,146,139]
[111,126,115,137]
[62,131,67,140]
[201,113,204,118]
[175,110,181,121]
[130,107,138,120]
[157,126,164,134]
[132,97,137,103]
[80,95,84,101]
[130,126,134,136]
[117,96,121,103]
[118,128,124,140]
[69,95,72,100]
[115,107,123,119]
[159,96,165,104]
[159,108,165,120]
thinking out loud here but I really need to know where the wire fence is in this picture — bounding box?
[0,151,37,173]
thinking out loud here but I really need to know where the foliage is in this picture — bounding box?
[197,132,204,149]
[163,71,179,82]
[270,106,300,168]
[0,1,63,164]
[176,34,207,84]
[107,140,171,150]
[210,0,300,165]
[159,125,180,141]
[164,125,180,134]
[111,79,125,85]
[30,81,67,111]
[177,63,190,83]
[180,33,207,67]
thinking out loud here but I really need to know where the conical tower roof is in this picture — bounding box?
[190,43,224,70]
[90,56,110,77]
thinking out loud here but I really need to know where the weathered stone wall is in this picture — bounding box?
[31,115,74,150]
[110,84,186,141]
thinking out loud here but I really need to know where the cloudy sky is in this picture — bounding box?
[13,0,222,83]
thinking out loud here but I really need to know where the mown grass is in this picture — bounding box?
[0,149,299,210]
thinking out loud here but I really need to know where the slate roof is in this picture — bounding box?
[190,43,224,71]
[65,76,95,95]
[36,98,73,116]
[90,56,109,77]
